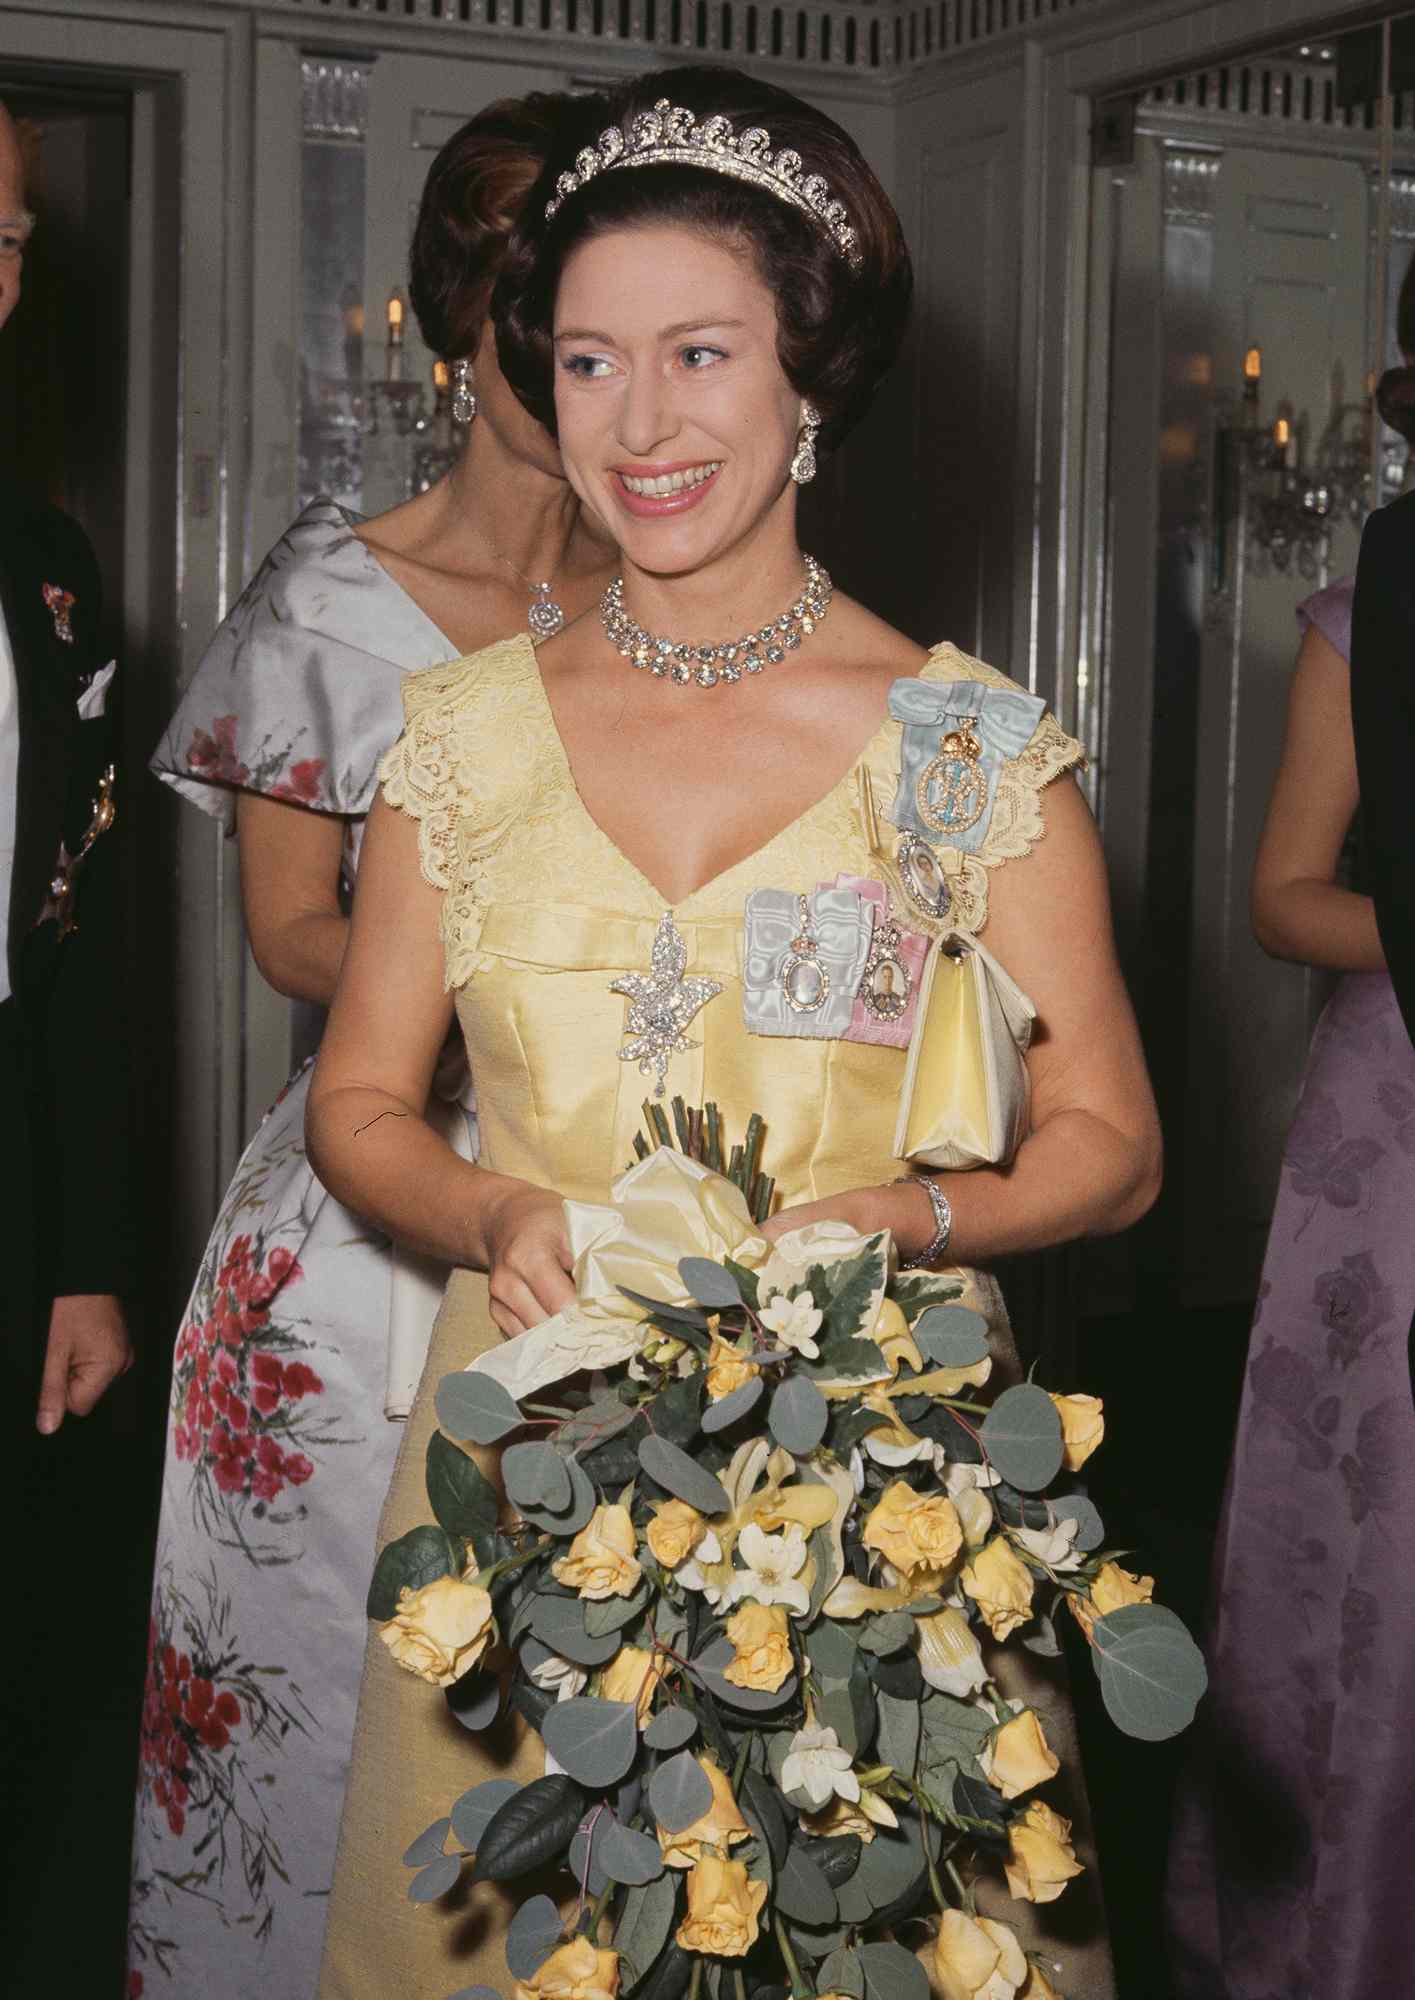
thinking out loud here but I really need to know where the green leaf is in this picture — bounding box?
[911,1304,990,1367]
[776,1844,836,1925]
[530,1594,623,1667]
[407,1854,462,1903]
[804,1337,889,1386]
[516,1453,597,1536]
[876,1692,921,1778]
[809,1241,887,1338]
[614,1872,679,1985]
[638,1435,730,1516]
[558,1394,642,1450]
[919,1692,993,1774]
[1091,1603,1208,1741]
[647,1372,705,1447]
[799,1832,863,1887]
[741,1768,788,1867]
[678,1256,743,1308]
[628,1940,695,2000]
[445,1666,500,1732]
[819,1948,867,1998]
[472,1774,586,1882]
[808,1618,859,1681]
[598,1815,666,1885]
[858,1940,930,2000]
[542,1697,639,1787]
[853,1822,923,1905]
[505,1895,565,1980]
[768,1374,828,1454]
[953,1771,1009,1833]
[425,1432,500,1548]
[644,1707,697,1752]
[859,1611,915,1657]
[504,1441,571,1513]
[1053,1492,1106,1551]
[893,1272,965,1320]
[584,1582,651,1637]
[979,1384,1065,1493]
[619,1286,711,1331]
[366,1524,460,1621]
[648,1749,714,1833]
[435,1369,524,1445]
[447,1988,501,2000]
[402,1816,451,1867]
[450,1778,521,1852]
[723,1257,761,1310]
[701,1377,765,1433]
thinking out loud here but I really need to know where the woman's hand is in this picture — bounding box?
[758,1182,938,1264]
[477,1182,576,1340]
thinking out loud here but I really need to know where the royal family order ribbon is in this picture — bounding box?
[887,675,1046,855]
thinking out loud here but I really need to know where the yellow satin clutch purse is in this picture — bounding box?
[892,931,1036,1170]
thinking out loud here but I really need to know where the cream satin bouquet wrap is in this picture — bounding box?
[366,1134,1205,2000]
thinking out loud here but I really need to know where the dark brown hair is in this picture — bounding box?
[1375,245,1415,445]
[409,89,608,362]
[493,65,913,452]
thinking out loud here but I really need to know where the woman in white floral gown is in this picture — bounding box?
[126,90,614,2000]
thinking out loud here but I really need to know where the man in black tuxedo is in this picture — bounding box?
[0,100,134,1441]
[1352,486,1415,1045]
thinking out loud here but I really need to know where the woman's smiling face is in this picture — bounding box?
[552,223,804,577]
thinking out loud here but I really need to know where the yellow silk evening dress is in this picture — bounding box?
[317,637,1115,1998]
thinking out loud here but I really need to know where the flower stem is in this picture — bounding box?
[944,1856,974,1915]
[731,1737,751,1792]
[774,1915,811,2000]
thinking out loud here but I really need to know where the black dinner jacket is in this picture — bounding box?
[0,480,135,1382]
[1351,489,1415,1046]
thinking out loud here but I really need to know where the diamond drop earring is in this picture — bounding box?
[451,358,477,426]
[790,401,821,485]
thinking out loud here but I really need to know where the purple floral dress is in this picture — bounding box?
[1166,579,1415,1998]
[128,501,467,2000]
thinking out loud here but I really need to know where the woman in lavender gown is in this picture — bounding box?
[127,92,613,2000]
[1165,527,1415,1995]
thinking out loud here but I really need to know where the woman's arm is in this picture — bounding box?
[237,793,350,1005]
[764,777,1162,1266]
[305,794,575,1338]
[1250,622,1385,973]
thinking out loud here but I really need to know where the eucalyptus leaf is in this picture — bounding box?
[1091,1603,1208,1741]
[366,1524,460,1621]
[504,1441,571,1512]
[445,1666,500,1732]
[919,1692,993,1774]
[402,1816,451,1867]
[646,1372,705,1447]
[517,1452,597,1536]
[435,1369,524,1446]
[505,1895,565,1981]
[638,1435,730,1516]
[876,1692,921,1778]
[425,1431,500,1547]
[614,1872,679,1985]
[978,1383,1065,1493]
[855,1822,927,1903]
[648,1749,714,1834]
[768,1373,829,1455]
[471,1774,586,1881]
[584,1582,651,1638]
[450,1778,521,1852]
[858,1940,930,2000]
[542,1697,640,1787]
[819,1682,859,1756]
[530,1594,623,1667]
[628,1940,695,2000]
[558,1393,642,1450]
[1053,1492,1106,1552]
[819,1948,867,1998]
[643,1707,697,1752]
[568,1814,611,1899]
[446,1988,501,2000]
[835,1868,876,1923]
[807,1618,859,1682]
[953,1770,1010,1837]
[741,1768,788,1867]
[599,1815,666,1885]
[859,1611,915,1657]
[775,1845,836,1925]
[911,1304,990,1367]
[701,1376,765,1433]
[870,1649,924,1702]
[407,1854,463,1903]
[1023,1612,1062,1658]
[619,1286,711,1331]
[678,1256,743,1308]
[799,1832,863,1887]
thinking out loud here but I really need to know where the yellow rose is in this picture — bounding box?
[676,1854,767,1957]
[871,1297,924,1377]
[1069,1560,1155,1641]
[932,1908,1028,2000]
[723,1603,794,1693]
[514,1935,621,2000]
[551,1505,642,1601]
[979,1709,1060,1800]
[1049,1393,1105,1472]
[960,1536,1035,1642]
[705,1333,761,1402]
[1004,1800,1084,1904]
[862,1480,964,1578]
[378,1575,493,1688]
[1020,1964,1062,1999]
[599,1646,663,1726]
[646,1498,709,1569]
[914,1606,989,1697]
[658,1758,751,1868]
[746,1476,838,1536]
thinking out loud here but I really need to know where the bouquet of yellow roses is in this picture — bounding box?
[370,1117,1203,2000]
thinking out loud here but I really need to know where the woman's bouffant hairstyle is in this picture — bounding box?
[1375,245,1415,445]
[409,89,608,362]
[493,65,913,452]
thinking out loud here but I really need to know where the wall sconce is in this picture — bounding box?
[1218,346,1374,581]
[366,289,429,437]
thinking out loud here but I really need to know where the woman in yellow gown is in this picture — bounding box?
[309,63,1159,1999]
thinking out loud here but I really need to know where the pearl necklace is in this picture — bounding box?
[599,556,833,690]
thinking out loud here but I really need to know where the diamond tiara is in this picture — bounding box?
[543,98,862,271]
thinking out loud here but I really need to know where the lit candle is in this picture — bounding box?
[432,358,449,396]
[386,290,405,384]
[1273,415,1291,451]
[1243,345,1262,403]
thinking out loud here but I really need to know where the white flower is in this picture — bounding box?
[528,1649,587,1701]
[955,1486,995,1549]
[944,1459,1001,1496]
[849,1447,866,1496]
[858,1789,900,1830]
[781,1724,861,1808]
[864,1425,945,1472]
[759,1290,824,1359]
[1012,1517,1084,1572]
[726,1521,811,1617]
